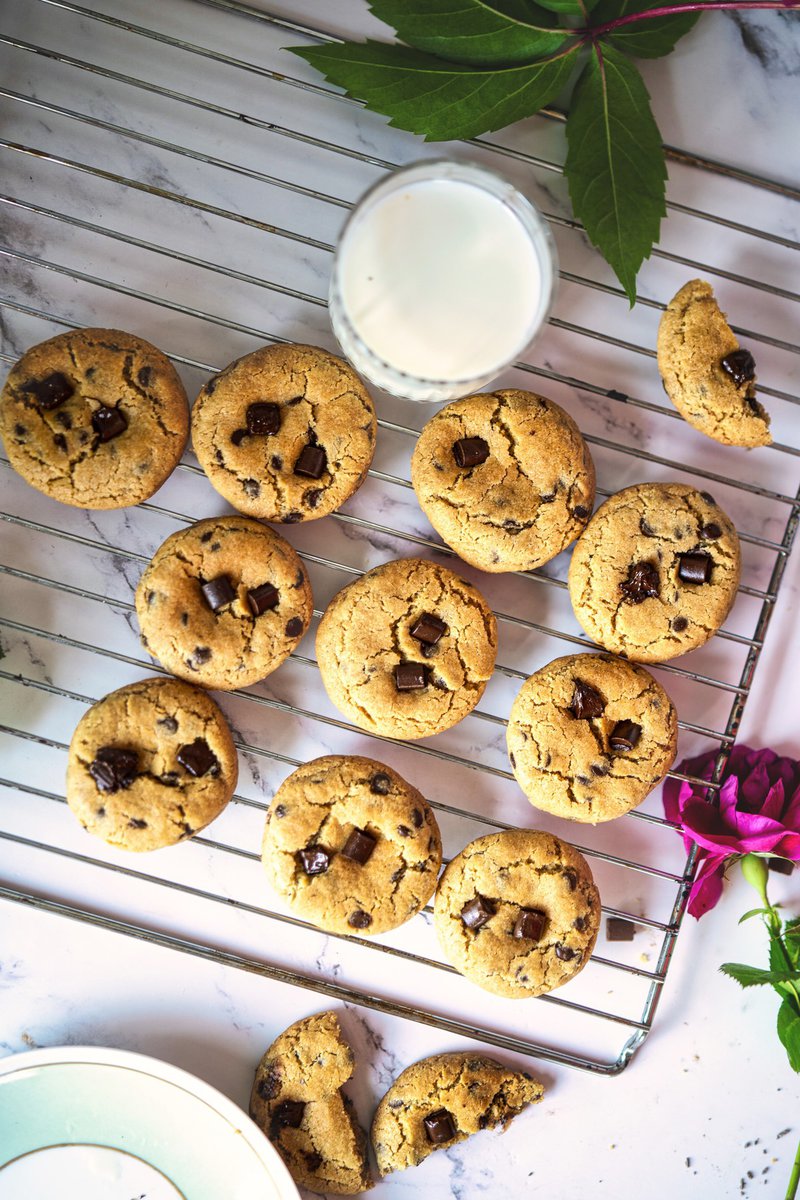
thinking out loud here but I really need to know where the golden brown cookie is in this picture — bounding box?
[371,1052,544,1176]
[433,830,600,998]
[191,342,376,523]
[66,676,237,851]
[567,482,741,663]
[657,279,770,447]
[0,328,188,508]
[506,653,678,823]
[261,755,442,936]
[135,516,312,690]
[315,557,498,740]
[410,389,595,573]
[249,1011,372,1195]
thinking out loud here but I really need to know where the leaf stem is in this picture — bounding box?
[786,1134,800,1200]
[584,1,800,41]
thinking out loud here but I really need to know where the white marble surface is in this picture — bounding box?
[1,0,799,1196]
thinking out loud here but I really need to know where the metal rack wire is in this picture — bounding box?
[1,0,799,1076]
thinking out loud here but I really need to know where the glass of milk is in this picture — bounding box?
[329,159,557,402]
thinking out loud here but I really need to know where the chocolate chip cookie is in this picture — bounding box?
[568,482,741,663]
[66,676,237,851]
[371,1051,544,1176]
[433,830,600,998]
[191,342,377,523]
[657,279,770,447]
[0,328,189,508]
[506,653,678,823]
[261,755,442,935]
[136,516,312,690]
[410,390,596,573]
[315,557,498,740]
[250,1010,371,1195]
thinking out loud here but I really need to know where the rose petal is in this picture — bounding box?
[687,857,726,919]
[718,776,741,825]
[759,779,785,823]
[782,785,800,830]
[741,760,771,808]
[772,832,800,861]
[662,774,683,825]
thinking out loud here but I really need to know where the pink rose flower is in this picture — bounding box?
[663,745,800,918]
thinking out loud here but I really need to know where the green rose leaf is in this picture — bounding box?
[720,963,800,990]
[289,40,581,142]
[534,0,591,16]
[777,998,800,1073]
[565,42,666,303]
[737,907,772,925]
[367,0,571,65]
[591,0,702,59]
[784,918,800,969]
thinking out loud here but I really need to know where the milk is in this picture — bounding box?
[330,161,556,401]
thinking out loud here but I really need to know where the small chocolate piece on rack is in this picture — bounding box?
[395,662,427,691]
[569,679,605,720]
[341,828,377,865]
[720,348,756,388]
[609,720,641,753]
[247,582,279,615]
[201,575,236,611]
[452,436,489,468]
[177,738,218,778]
[89,746,138,793]
[606,917,636,941]
[410,613,447,646]
[513,908,547,941]
[297,846,331,876]
[678,552,713,584]
[294,444,327,478]
[423,1109,457,1144]
[246,402,281,435]
[620,560,660,603]
[460,895,496,930]
[92,404,128,442]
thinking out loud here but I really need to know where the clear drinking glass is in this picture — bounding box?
[329,159,558,403]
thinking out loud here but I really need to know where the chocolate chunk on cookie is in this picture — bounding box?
[261,755,442,935]
[657,279,770,447]
[66,677,237,851]
[411,390,595,573]
[568,482,740,663]
[135,516,312,690]
[507,653,678,823]
[371,1051,544,1176]
[0,328,189,508]
[191,343,376,523]
[315,557,497,740]
[249,1010,371,1195]
[434,830,600,998]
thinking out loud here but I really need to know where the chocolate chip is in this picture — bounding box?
[452,436,489,468]
[201,575,236,612]
[569,679,605,720]
[768,857,794,876]
[459,895,496,931]
[304,1152,323,1172]
[341,827,376,865]
[160,772,179,787]
[640,517,656,537]
[563,869,578,890]
[606,917,636,941]
[424,1109,457,1144]
[609,720,641,753]
[297,847,331,876]
[13,423,27,438]
[701,522,722,540]
[395,662,427,691]
[25,372,73,410]
[397,824,412,837]
[200,531,213,543]
[620,560,660,603]
[128,818,148,829]
[672,615,688,632]
[89,746,138,793]
[92,405,127,442]
[53,433,67,451]
[348,909,372,929]
[137,366,153,386]
[591,762,609,777]
[539,492,555,504]
[256,1068,281,1100]
[606,388,628,402]
[370,772,391,794]
[721,348,756,387]
[555,942,576,961]
[55,410,72,429]
[294,444,326,479]
[410,612,447,646]
[678,552,713,584]
[95,807,106,817]
[157,715,178,734]
[180,612,189,626]
[513,908,547,941]
[271,1100,304,1133]
[247,582,279,615]
[270,454,283,470]
[412,808,423,828]
[177,738,219,777]
[230,428,248,446]
[701,491,716,505]
[285,616,303,637]
[243,478,260,498]
[573,505,590,520]
[247,402,281,435]
[274,804,287,818]
[573,916,588,932]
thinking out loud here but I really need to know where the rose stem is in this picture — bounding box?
[785,1134,800,1200]
[585,1,800,41]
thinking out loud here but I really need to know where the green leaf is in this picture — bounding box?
[777,999,800,1072]
[367,0,570,65]
[564,43,665,304]
[720,963,800,989]
[738,907,772,925]
[785,918,800,968]
[591,0,701,59]
[535,0,590,16]
[289,40,581,142]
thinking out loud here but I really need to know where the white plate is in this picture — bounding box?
[0,1045,300,1200]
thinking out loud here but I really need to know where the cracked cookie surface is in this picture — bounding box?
[249,1010,372,1195]
[135,516,312,690]
[191,342,376,522]
[261,755,442,935]
[315,557,498,740]
[410,389,595,573]
[0,327,189,508]
[66,676,237,851]
[371,1051,543,1176]
[657,279,770,447]
[506,653,678,823]
[433,830,600,998]
[567,482,741,663]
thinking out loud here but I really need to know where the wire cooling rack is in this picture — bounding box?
[1,0,799,1077]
